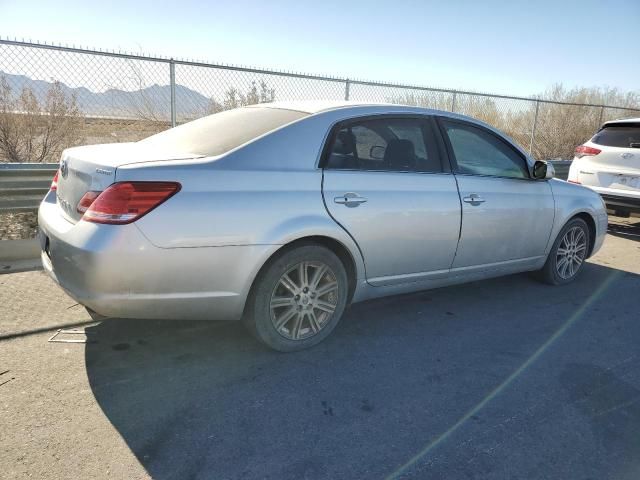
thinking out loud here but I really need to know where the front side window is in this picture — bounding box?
[325,117,442,173]
[442,120,529,179]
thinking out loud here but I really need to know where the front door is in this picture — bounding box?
[439,118,555,269]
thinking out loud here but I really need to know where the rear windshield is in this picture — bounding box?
[591,124,640,148]
[138,107,308,156]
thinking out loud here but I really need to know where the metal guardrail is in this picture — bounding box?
[0,160,571,214]
[0,163,57,213]
[548,160,571,180]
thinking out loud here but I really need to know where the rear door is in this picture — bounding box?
[438,118,555,269]
[321,115,461,286]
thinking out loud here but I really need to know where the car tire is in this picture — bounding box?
[535,218,591,286]
[243,244,349,352]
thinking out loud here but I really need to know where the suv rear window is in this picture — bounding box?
[591,124,640,148]
[139,107,308,156]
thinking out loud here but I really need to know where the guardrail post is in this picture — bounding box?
[169,59,176,127]
[344,79,350,101]
[451,91,457,112]
[529,99,540,155]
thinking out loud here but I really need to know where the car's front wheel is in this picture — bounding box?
[244,244,349,352]
[536,217,591,285]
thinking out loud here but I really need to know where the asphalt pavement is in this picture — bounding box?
[1,217,639,479]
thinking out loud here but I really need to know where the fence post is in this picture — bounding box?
[451,91,457,112]
[169,59,176,127]
[598,106,604,127]
[344,79,350,101]
[529,99,540,155]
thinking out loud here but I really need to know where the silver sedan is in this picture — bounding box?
[38,102,608,351]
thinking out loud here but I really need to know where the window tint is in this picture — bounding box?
[389,123,428,159]
[443,121,529,179]
[352,125,386,161]
[592,125,640,148]
[325,118,442,172]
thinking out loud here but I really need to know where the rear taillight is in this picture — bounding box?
[76,191,101,214]
[80,181,181,224]
[575,145,601,159]
[50,170,59,191]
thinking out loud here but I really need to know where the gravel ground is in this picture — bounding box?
[0,212,39,241]
[0,220,639,479]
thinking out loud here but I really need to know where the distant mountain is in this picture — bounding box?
[0,71,210,119]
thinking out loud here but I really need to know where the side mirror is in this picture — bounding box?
[533,160,554,180]
[370,145,385,160]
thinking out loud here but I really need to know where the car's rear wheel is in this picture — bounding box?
[536,218,590,285]
[244,244,348,352]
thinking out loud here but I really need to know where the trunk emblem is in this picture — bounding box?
[57,195,73,216]
[96,168,112,175]
[60,159,69,178]
[621,152,634,159]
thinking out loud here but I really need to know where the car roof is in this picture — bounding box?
[244,100,533,162]
[249,100,440,116]
[602,117,640,128]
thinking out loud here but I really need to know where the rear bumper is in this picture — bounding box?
[38,192,276,321]
[586,186,640,213]
[600,194,640,213]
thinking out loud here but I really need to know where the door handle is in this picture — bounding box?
[334,192,368,207]
[462,194,485,206]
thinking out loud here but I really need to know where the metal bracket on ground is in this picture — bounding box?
[48,324,99,344]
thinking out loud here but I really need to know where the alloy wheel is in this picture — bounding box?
[555,226,587,279]
[270,261,339,340]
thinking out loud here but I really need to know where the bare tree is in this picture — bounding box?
[124,60,166,123]
[530,84,640,159]
[389,83,640,159]
[387,91,452,111]
[207,80,275,114]
[0,76,82,163]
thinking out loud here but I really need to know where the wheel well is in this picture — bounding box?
[250,236,358,307]
[571,212,597,257]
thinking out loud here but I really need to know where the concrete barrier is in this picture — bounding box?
[0,238,41,273]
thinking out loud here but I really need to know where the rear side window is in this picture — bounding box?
[325,117,442,173]
[139,107,308,156]
[442,120,529,179]
[592,125,640,148]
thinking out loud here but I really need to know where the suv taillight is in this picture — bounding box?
[50,170,59,191]
[79,181,181,224]
[575,145,601,159]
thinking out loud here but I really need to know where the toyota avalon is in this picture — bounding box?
[39,102,608,351]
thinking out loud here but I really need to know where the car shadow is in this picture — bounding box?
[84,262,639,479]
[608,218,640,242]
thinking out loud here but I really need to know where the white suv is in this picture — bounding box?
[568,118,640,216]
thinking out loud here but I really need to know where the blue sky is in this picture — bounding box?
[1,0,638,97]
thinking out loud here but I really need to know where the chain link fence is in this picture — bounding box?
[1,38,639,164]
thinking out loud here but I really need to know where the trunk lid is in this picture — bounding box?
[56,142,200,222]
